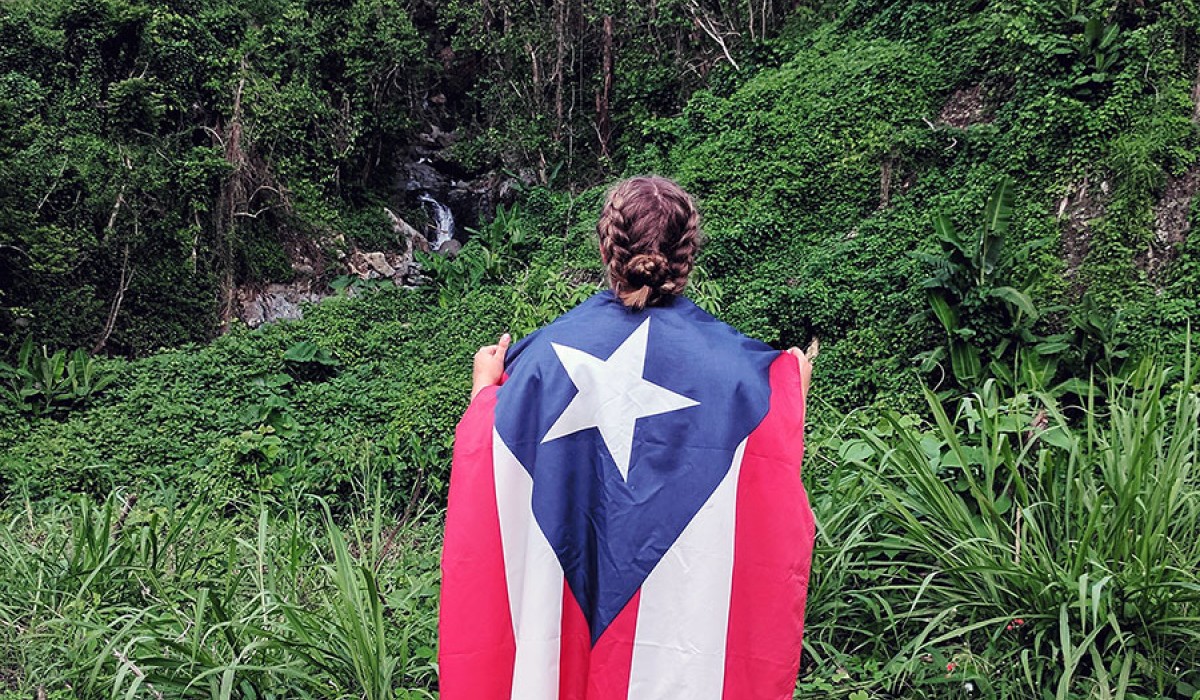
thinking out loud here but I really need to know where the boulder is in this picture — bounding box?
[235,282,323,328]
[384,207,422,245]
[363,252,395,278]
[401,161,448,193]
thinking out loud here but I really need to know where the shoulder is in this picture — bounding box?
[503,290,617,368]
[662,295,778,355]
[505,290,781,382]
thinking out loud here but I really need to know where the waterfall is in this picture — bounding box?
[418,193,456,251]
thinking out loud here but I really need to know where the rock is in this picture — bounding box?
[431,124,457,148]
[1137,164,1200,284]
[348,245,425,284]
[345,251,368,278]
[382,208,431,279]
[416,126,457,150]
[936,83,993,129]
[364,252,395,277]
[1059,178,1106,284]
[401,162,448,193]
[384,207,422,244]
[498,177,523,205]
[516,167,540,187]
[235,282,324,328]
[438,239,462,258]
[447,185,488,232]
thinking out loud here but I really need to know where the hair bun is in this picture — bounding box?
[625,252,670,287]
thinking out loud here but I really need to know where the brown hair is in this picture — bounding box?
[596,176,702,311]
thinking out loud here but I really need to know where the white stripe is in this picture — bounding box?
[626,438,746,700]
[493,429,564,700]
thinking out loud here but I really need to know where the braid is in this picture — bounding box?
[598,192,634,282]
[596,176,702,311]
[661,204,700,297]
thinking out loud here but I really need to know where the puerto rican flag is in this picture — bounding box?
[439,291,815,699]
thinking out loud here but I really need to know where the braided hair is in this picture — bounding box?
[596,176,702,311]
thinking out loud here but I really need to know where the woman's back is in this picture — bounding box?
[439,176,815,699]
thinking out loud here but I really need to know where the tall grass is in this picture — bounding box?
[833,355,1200,698]
[0,478,440,699]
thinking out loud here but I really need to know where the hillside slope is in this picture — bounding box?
[634,1,1200,406]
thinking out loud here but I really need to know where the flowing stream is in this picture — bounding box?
[235,160,474,328]
[419,193,456,250]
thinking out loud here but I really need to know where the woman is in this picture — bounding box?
[440,176,815,700]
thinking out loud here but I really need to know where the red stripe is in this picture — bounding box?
[438,386,516,699]
[559,580,590,700]
[722,353,816,699]
[558,584,642,699]
[588,590,640,699]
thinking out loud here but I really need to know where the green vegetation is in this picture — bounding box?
[0,337,115,417]
[0,0,781,357]
[2,289,1196,696]
[1,476,442,699]
[3,0,1200,697]
[0,284,514,501]
[634,1,1200,407]
[810,359,1200,698]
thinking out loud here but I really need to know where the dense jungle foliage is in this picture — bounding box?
[0,0,769,355]
[2,0,1200,697]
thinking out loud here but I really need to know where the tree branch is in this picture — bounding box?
[92,242,132,354]
[688,1,740,71]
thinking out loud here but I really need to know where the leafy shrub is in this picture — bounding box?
[415,203,533,308]
[910,178,1044,390]
[283,339,339,381]
[0,337,115,417]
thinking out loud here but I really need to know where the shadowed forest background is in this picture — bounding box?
[1,0,1198,698]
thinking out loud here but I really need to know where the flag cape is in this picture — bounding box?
[439,290,815,699]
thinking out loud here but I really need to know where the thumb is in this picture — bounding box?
[496,332,511,361]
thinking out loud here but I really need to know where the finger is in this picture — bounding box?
[786,347,811,375]
[496,333,511,361]
[787,348,811,395]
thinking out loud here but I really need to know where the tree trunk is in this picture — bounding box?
[215,62,248,334]
[553,0,567,143]
[597,14,614,159]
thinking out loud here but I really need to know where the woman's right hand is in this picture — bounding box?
[472,333,511,400]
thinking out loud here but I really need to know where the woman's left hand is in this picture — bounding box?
[786,345,813,402]
[472,333,511,399]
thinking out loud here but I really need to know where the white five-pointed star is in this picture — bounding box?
[541,318,699,481]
